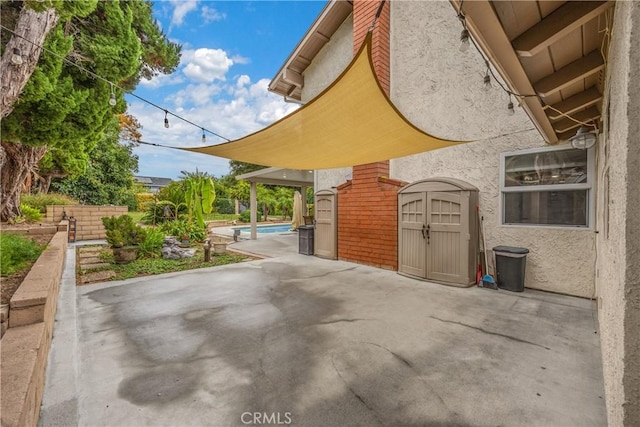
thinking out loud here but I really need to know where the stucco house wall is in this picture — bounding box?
[302,14,353,190]
[387,1,596,297]
[595,1,640,425]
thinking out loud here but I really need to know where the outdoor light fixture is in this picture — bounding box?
[482,73,491,91]
[570,126,597,149]
[164,110,170,128]
[201,128,206,143]
[507,99,515,116]
[109,84,117,106]
[11,47,23,65]
[459,29,470,52]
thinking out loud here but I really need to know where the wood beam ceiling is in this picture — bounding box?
[452,0,612,142]
[450,0,559,143]
[533,50,605,98]
[512,1,612,57]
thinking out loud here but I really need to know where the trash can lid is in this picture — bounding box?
[299,225,314,230]
[492,246,529,254]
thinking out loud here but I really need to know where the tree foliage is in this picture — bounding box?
[0,0,180,220]
[51,116,140,209]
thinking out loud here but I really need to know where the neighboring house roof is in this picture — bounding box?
[270,0,612,144]
[133,176,172,187]
[268,0,353,101]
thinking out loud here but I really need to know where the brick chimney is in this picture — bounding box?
[337,0,405,271]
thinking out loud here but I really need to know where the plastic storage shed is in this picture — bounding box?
[493,246,529,292]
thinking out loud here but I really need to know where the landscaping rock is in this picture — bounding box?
[162,237,195,259]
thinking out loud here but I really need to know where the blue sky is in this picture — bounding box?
[128,1,326,179]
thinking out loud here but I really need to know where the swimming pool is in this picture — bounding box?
[234,224,293,234]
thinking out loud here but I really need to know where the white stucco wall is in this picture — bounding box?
[596,2,640,425]
[302,14,353,190]
[388,0,596,297]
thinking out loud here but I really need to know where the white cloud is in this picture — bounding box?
[201,5,226,23]
[140,73,185,89]
[170,0,199,28]
[167,83,223,107]
[236,75,250,88]
[127,70,300,178]
[182,48,233,83]
[231,54,251,65]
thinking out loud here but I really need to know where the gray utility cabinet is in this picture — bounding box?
[398,178,479,287]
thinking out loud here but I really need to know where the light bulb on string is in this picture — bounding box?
[482,72,492,92]
[109,84,117,106]
[164,110,170,129]
[459,29,470,52]
[11,47,23,65]
[201,128,206,143]
[507,96,515,116]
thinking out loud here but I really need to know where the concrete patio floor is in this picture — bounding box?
[41,234,606,426]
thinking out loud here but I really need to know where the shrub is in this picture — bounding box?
[102,215,147,248]
[0,234,45,276]
[141,200,186,225]
[214,197,235,215]
[20,193,78,213]
[159,219,207,242]
[20,204,43,222]
[138,228,165,258]
[239,210,251,223]
[135,193,156,211]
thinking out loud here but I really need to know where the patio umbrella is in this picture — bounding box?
[291,191,303,231]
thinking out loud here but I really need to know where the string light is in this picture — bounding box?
[201,128,206,143]
[109,83,117,106]
[0,23,231,143]
[459,29,470,52]
[456,1,601,136]
[507,96,515,116]
[10,47,23,65]
[482,70,492,92]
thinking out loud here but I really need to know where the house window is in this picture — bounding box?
[500,145,594,227]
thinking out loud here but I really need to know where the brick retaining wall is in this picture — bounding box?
[1,229,68,427]
[46,205,128,241]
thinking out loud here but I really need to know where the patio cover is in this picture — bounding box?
[184,32,466,169]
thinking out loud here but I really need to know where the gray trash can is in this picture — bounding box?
[493,246,529,292]
[299,225,314,255]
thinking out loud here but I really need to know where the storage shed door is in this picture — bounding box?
[426,191,467,284]
[398,193,427,277]
[315,190,337,259]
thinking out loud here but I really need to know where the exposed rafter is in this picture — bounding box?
[533,50,605,98]
[551,106,601,133]
[546,87,603,120]
[512,1,612,57]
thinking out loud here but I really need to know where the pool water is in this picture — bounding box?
[234,224,293,234]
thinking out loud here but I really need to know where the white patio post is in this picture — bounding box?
[250,181,257,240]
[301,186,308,215]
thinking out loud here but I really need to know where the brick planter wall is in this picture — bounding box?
[1,229,68,427]
[46,205,128,241]
[337,162,405,270]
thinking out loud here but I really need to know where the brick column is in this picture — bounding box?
[335,0,401,270]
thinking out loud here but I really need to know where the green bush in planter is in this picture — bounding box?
[102,215,146,248]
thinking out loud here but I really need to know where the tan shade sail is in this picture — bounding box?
[184,32,466,169]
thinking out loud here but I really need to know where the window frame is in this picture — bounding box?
[499,143,595,229]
